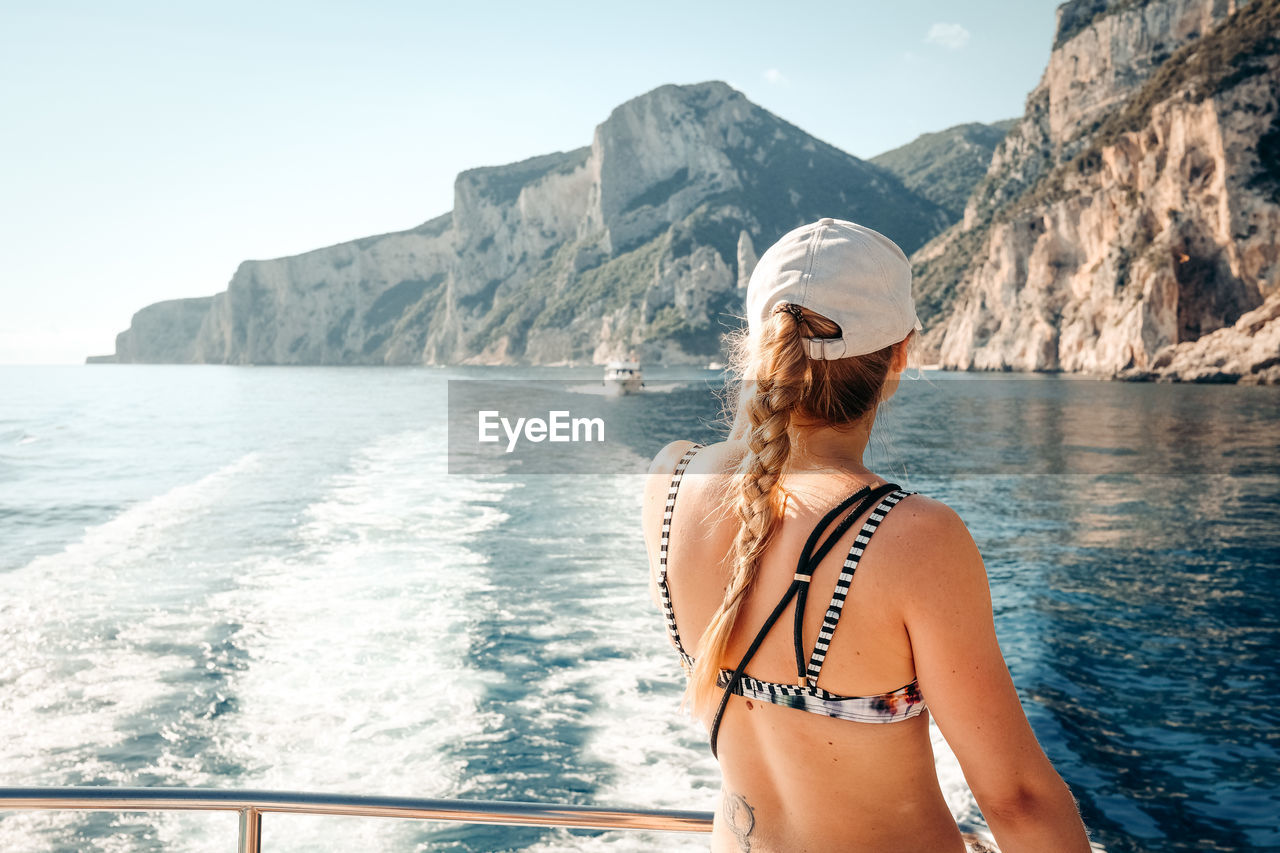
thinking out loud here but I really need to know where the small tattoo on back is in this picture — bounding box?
[722,790,756,852]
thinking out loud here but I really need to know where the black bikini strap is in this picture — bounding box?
[791,483,900,684]
[709,575,797,759]
[708,481,901,758]
[790,486,872,681]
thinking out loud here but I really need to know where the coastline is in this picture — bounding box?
[76,356,1280,385]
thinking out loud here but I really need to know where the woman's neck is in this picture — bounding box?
[788,417,875,473]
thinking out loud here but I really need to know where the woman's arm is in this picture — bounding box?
[895,497,1092,853]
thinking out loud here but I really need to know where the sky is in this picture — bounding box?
[1,0,1066,364]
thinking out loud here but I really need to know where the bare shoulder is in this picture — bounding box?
[643,441,698,530]
[644,439,743,487]
[641,440,739,583]
[873,493,987,591]
[878,492,973,542]
[641,440,740,537]
[645,440,699,479]
[643,441,698,511]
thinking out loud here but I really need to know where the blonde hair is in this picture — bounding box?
[684,306,905,714]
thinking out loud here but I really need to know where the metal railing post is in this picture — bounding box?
[238,806,262,853]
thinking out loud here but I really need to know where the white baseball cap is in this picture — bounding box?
[745,218,923,359]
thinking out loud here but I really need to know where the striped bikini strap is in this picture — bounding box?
[804,488,914,686]
[658,445,702,581]
[657,444,702,663]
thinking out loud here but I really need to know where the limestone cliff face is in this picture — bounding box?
[202,214,455,365]
[1043,0,1238,141]
[918,0,1280,382]
[109,297,214,363]
[102,82,946,366]
[110,214,455,365]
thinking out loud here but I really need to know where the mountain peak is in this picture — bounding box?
[611,80,740,113]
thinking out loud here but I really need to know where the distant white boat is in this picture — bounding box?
[603,360,643,395]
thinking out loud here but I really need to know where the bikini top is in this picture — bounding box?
[657,445,927,756]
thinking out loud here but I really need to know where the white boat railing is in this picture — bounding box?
[0,787,714,852]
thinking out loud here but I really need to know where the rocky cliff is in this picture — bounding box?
[1118,289,1280,381]
[915,0,1280,383]
[99,82,947,366]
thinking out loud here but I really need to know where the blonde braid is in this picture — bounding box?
[686,308,810,715]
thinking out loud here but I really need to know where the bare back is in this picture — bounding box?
[644,439,968,852]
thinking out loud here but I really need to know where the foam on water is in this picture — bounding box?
[0,453,262,850]
[192,430,514,851]
[2,452,260,579]
[0,432,516,851]
[456,473,713,853]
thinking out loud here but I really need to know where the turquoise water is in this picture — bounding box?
[1,365,1277,852]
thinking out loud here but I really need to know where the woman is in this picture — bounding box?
[642,219,1091,852]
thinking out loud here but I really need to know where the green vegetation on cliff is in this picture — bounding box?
[870,120,1016,220]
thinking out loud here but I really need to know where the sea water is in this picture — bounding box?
[0,365,1276,853]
